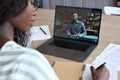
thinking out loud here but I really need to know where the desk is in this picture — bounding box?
[31,8,120,65]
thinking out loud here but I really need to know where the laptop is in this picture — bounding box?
[36,5,102,62]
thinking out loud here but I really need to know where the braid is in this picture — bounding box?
[14,29,32,47]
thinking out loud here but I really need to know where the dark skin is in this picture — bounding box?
[0,22,14,48]
[91,64,110,80]
[0,0,37,48]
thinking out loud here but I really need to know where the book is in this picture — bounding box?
[53,61,84,80]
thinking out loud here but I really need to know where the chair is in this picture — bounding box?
[104,6,120,15]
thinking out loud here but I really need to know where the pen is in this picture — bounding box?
[40,27,47,35]
[96,62,106,69]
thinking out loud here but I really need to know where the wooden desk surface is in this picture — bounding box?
[32,8,120,65]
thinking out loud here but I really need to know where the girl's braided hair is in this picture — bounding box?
[0,0,28,25]
[0,0,39,47]
[0,0,29,47]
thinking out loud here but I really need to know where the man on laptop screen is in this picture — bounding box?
[66,13,87,37]
[54,6,101,43]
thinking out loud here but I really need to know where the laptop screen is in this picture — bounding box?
[54,5,102,43]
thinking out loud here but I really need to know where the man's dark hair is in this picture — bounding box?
[0,0,28,25]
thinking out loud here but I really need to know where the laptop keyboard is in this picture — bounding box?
[49,39,91,52]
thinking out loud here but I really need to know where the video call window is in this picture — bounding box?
[54,6,101,43]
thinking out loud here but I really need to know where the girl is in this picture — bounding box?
[0,0,109,80]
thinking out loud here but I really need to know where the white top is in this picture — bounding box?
[0,41,59,80]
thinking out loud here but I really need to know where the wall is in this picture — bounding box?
[42,0,117,13]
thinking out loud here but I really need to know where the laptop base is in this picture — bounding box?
[36,38,97,62]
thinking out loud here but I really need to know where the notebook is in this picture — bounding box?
[53,61,84,80]
[36,5,102,62]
